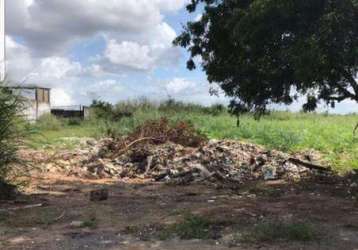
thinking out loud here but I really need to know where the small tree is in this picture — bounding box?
[90,100,114,120]
[0,83,23,187]
[175,0,358,117]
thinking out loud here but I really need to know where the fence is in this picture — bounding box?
[51,105,89,120]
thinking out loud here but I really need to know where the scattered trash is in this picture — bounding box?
[20,138,334,189]
[19,119,336,189]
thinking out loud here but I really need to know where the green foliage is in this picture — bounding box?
[81,216,98,229]
[36,114,63,131]
[174,214,211,239]
[175,0,358,115]
[90,100,115,120]
[158,214,212,240]
[26,99,358,172]
[89,99,136,122]
[67,117,82,126]
[0,84,24,181]
[241,221,317,242]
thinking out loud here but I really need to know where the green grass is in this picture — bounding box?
[240,220,317,243]
[156,214,215,240]
[171,214,212,240]
[25,107,358,172]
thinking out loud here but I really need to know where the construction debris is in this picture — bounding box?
[18,119,337,189]
[20,138,333,189]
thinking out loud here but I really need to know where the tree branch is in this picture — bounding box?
[342,70,358,99]
[334,83,357,101]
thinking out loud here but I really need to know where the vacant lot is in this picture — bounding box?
[1,106,357,250]
[27,106,358,172]
[1,173,358,250]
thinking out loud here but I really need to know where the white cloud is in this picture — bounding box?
[6,0,187,56]
[6,38,83,85]
[105,40,154,71]
[6,36,33,80]
[51,88,73,106]
[37,57,82,80]
[195,14,203,22]
[166,78,196,95]
[84,79,124,103]
[154,0,189,12]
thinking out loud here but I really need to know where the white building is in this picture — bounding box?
[5,85,52,121]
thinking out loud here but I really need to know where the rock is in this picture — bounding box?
[70,221,85,228]
[0,180,17,200]
[56,160,71,169]
[86,139,97,146]
[263,165,277,180]
[90,188,109,201]
[350,182,358,188]
[24,137,332,189]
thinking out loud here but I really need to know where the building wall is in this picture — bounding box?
[22,100,51,121]
[18,88,51,121]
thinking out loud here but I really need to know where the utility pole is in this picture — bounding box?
[0,0,5,82]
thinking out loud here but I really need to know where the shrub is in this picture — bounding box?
[115,97,156,114]
[90,100,114,120]
[90,100,135,122]
[0,83,24,194]
[204,104,226,116]
[128,118,207,147]
[36,113,63,131]
[67,117,82,126]
[241,220,317,243]
[174,214,211,239]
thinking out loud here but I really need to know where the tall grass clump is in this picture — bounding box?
[35,113,63,131]
[0,83,25,198]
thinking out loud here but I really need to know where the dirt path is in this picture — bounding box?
[1,173,358,250]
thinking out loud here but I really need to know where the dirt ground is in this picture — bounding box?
[1,172,358,250]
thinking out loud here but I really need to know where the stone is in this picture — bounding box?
[70,221,85,228]
[86,139,97,146]
[0,180,17,200]
[90,188,109,201]
[263,165,278,180]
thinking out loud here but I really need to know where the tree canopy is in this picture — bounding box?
[174,0,358,115]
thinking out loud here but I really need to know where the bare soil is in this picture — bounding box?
[1,172,358,250]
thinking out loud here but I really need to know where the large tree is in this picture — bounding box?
[174,0,358,116]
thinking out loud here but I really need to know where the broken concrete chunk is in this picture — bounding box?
[70,221,85,228]
[22,136,332,189]
[263,165,278,180]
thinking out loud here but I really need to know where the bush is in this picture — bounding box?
[67,117,82,126]
[0,83,24,188]
[36,114,63,131]
[90,100,114,120]
[128,118,207,147]
[90,100,135,122]
[241,220,317,243]
[203,104,226,116]
[115,97,156,114]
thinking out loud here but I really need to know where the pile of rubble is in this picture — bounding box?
[20,119,335,188]
[84,139,331,185]
[22,137,333,188]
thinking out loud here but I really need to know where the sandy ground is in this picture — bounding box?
[1,173,358,250]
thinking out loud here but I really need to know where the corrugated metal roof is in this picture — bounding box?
[0,84,51,90]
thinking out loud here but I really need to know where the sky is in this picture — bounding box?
[4,0,358,113]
